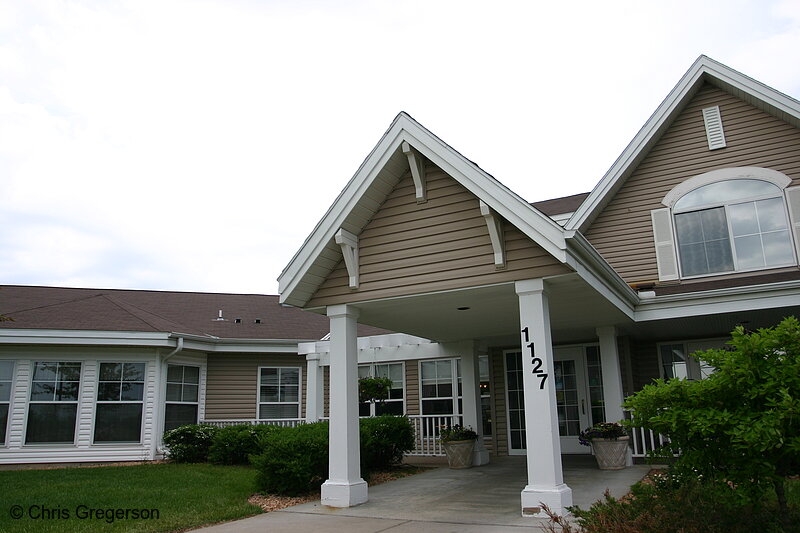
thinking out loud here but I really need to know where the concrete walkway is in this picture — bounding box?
[196,456,650,533]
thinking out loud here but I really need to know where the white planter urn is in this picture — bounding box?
[591,436,629,470]
[443,439,476,469]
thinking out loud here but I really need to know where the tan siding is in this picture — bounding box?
[490,348,509,456]
[308,167,568,307]
[585,83,800,285]
[405,362,419,416]
[205,354,306,420]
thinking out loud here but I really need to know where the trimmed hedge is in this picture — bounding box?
[360,415,414,472]
[251,422,329,496]
[208,424,277,465]
[163,424,219,463]
[251,416,415,496]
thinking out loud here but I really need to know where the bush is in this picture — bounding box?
[163,424,219,463]
[360,415,414,472]
[251,422,329,496]
[208,424,277,465]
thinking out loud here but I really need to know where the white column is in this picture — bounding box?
[596,326,631,466]
[321,304,368,507]
[596,326,625,424]
[515,279,572,517]
[460,342,490,466]
[305,353,324,423]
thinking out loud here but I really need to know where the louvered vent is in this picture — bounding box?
[702,106,726,150]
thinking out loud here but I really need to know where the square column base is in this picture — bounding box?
[321,479,368,508]
[521,484,573,518]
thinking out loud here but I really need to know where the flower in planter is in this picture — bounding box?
[578,422,627,446]
[439,424,478,443]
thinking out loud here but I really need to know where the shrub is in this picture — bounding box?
[578,422,627,446]
[360,415,414,472]
[251,422,329,496]
[439,424,478,443]
[163,424,219,463]
[208,424,277,465]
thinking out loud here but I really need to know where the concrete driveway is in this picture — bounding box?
[195,456,650,532]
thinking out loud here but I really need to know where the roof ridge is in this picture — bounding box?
[101,294,211,337]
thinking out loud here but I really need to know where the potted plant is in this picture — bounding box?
[439,424,478,469]
[578,422,629,470]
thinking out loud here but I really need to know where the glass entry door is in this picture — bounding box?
[504,347,593,455]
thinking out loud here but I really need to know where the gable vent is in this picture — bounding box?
[702,106,726,150]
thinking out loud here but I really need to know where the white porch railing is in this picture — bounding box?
[624,411,673,458]
[200,419,305,428]
[406,414,462,456]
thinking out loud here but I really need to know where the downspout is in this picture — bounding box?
[155,337,185,457]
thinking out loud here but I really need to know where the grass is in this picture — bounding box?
[0,463,263,533]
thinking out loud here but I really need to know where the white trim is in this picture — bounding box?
[567,55,800,232]
[335,228,359,289]
[257,365,303,421]
[662,167,792,208]
[0,359,15,447]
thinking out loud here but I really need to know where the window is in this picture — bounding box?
[658,342,716,381]
[673,179,795,277]
[585,346,605,425]
[358,363,404,416]
[420,359,462,415]
[0,361,13,445]
[258,367,300,419]
[479,355,492,436]
[165,365,199,431]
[26,362,81,444]
[94,362,145,443]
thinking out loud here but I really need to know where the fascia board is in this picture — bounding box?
[567,56,800,233]
[566,57,709,232]
[397,120,567,261]
[0,329,173,346]
[564,232,638,318]
[634,280,800,321]
[278,118,408,304]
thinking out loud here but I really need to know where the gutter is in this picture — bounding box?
[156,336,184,457]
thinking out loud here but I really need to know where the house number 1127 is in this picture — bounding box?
[521,327,548,390]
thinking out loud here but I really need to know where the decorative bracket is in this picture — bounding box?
[335,229,359,289]
[479,201,506,269]
[402,141,427,203]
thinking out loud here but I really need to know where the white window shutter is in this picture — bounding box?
[786,186,800,262]
[651,208,679,281]
[702,106,726,150]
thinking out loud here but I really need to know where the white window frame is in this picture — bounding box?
[25,361,82,445]
[0,360,15,446]
[257,366,302,420]
[659,167,798,280]
[419,358,462,416]
[657,339,722,381]
[358,362,405,417]
[478,355,492,436]
[93,361,146,444]
[164,364,200,431]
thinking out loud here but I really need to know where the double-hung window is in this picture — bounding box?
[95,362,145,443]
[26,362,82,444]
[258,367,300,419]
[0,361,13,444]
[358,362,404,416]
[479,355,492,436]
[420,359,461,416]
[659,342,716,381]
[165,365,199,431]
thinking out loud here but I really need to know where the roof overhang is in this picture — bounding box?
[566,55,800,233]
[278,112,569,308]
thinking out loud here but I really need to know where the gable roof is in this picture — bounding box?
[566,55,800,232]
[0,285,387,340]
[278,112,569,308]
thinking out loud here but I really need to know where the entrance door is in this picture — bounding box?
[504,347,592,455]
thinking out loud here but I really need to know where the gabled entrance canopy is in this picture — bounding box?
[278,112,571,309]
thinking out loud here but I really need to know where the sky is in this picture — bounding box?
[1,0,800,295]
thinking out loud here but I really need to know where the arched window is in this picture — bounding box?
[651,167,800,280]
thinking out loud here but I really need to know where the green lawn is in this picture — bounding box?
[0,463,263,533]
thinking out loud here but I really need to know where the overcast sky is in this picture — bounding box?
[1,1,799,295]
